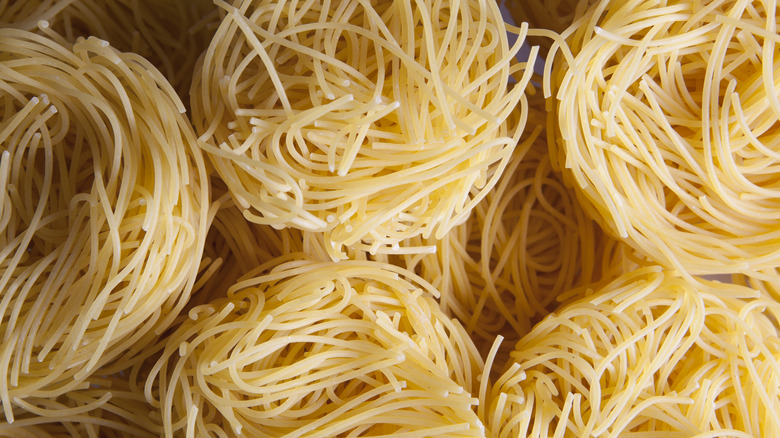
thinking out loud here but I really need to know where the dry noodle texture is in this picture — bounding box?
[502,0,595,51]
[0,372,158,438]
[148,258,485,437]
[39,0,220,103]
[192,0,537,260]
[193,185,334,304]
[393,104,636,356]
[550,0,780,276]
[0,29,208,422]
[0,0,75,31]
[482,267,780,438]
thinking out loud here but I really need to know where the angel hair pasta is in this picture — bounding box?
[481,267,780,437]
[733,266,780,302]
[146,258,485,437]
[0,29,209,422]
[193,185,333,303]
[550,0,780,276]
[192,0,537,260]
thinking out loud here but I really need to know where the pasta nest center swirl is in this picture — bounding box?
[0,29,208,416]
[148,259,486,437]
[192,0,534,259]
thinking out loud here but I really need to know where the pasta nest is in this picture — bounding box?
[148,259,485,437]
[192,0,535,260]
[484,267,780,437]
[0,30,208,421]
[551,0,780,276]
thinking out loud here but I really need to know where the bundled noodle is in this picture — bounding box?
[192,0,537,260]
[147,258,485,437]
[0,29,209,421]
[550,0,780,276]
[482,267,780,437]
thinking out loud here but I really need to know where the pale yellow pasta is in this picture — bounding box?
[146,258,485,437]
[549,0,780,276]
[193,182,334,304]
[482,267,780,437]
[733,267,780,301]
[192,0,537,260]
[0,29,209,422]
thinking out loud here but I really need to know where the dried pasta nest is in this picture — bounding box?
[502,0,594,51]
[483,267,780,437]
[148,258,485,437]
[0,29,208,420]
[550,0,780,276]
[1,0,220,103]
[192,0,536,260]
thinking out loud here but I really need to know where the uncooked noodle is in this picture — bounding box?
[0,29,209,423]
[549,0,780,277]
[147,258,486,437]
[483,267,780,437]
[192,0,537,260]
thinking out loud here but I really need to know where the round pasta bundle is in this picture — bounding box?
[147,258,486,437]
[550,0,780,275]
[36,0,220,103]
[482,267,780,437]
[192,0,537,260]
[392,104,636,354]
[0,30,209,421]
